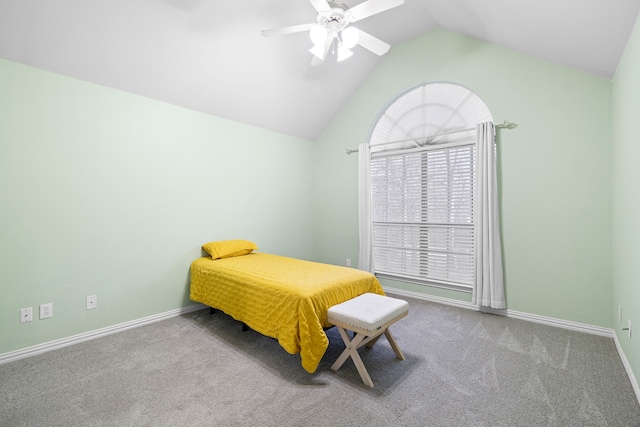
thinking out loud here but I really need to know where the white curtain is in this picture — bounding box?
[357,143,374,273]
[474,122,506,309]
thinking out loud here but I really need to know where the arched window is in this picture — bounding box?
[366,82,495,293]
[369,82,493,151]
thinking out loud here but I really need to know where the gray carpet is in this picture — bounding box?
[1,296,639,426]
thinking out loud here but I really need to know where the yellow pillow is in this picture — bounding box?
[202,240,258,260]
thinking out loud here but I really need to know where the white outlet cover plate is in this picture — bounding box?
[39,303,53,319]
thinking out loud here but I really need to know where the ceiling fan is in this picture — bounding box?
[261,0,405,65]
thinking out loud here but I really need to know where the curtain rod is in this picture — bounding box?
[345,120,517,154]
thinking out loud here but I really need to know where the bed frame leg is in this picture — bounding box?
[208,308,249,332]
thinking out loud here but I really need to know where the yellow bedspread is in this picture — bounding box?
[190,252,385,373]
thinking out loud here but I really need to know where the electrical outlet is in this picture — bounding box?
[619,305,622,323]
[86,295,97,310]
[39,303,53,319]
[346,258,351,267]
[20,307,33,323]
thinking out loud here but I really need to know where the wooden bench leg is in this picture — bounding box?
[331,327,363,370]
[331,327,374,388]
[384,328,405,360]
[365,334,382,348]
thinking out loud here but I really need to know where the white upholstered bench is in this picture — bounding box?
[327,293,409,388]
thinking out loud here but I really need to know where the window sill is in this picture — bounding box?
[374,273,473,294]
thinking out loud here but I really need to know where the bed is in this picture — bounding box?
[189,240,385,374]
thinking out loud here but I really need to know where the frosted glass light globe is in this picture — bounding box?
[337,44,353,62]
[309,25,328,46]
[341,27,360,49]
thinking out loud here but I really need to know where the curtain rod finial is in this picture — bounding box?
[498,120,517,129]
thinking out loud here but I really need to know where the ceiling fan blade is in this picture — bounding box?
[308,0,332,13]
[347,0,404,22]
[261,23,314,37]
[356,29,391,56]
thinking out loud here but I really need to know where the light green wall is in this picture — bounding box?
[612,16,640,390]
[314,30,612,328]
[0,58,315,354]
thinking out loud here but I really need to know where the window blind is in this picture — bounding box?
[371,143,476,289]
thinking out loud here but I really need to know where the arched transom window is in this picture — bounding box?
[369,82,493,151]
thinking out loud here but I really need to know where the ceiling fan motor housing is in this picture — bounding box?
[316,1,353,32]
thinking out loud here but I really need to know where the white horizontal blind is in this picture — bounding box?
[371,144,476,288]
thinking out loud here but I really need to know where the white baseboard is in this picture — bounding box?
[384,286,640,404]
[0,304,206,366]
[384,286,613,336]
[613,331,640,404]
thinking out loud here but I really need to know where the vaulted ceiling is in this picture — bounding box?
[1,0,639,141]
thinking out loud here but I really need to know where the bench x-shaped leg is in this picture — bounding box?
[331,326,405,388]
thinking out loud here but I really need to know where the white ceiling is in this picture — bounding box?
[1,0,639,141]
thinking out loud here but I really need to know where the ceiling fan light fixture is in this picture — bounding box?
[309,24,328,46]
[309,43,326,60]
[337,43,353,62]
[262,0,405,65]
[341,26,360,49]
